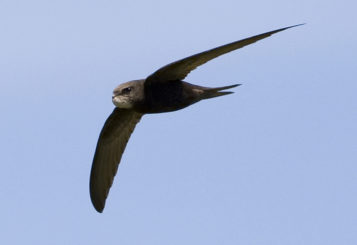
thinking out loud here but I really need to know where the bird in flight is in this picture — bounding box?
[89,24,303,212]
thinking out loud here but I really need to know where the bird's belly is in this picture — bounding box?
[144,80,200,113]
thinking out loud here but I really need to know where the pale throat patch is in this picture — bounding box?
[112,96,133,109]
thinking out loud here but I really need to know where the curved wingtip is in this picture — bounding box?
[94,205,104,213]
[268,23,305,35]
[285,23,306,30]
[90,187,105,213]
[93,201,105,213]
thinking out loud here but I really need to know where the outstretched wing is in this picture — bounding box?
[90,108,143,213]
[146,24,303,84]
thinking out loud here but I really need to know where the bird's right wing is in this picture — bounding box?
[90,108,143,213]
[145,24,303,84]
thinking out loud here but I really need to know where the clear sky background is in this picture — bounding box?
[1,0,356,244]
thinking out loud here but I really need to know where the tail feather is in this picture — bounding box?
[200,84,241,99]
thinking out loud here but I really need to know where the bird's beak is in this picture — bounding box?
[112,93,119,100]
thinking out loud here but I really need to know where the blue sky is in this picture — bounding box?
[1,0,356,244]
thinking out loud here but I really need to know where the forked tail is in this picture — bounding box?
[200,84,241,99]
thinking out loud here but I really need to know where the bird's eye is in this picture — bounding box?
[121,87,132,94]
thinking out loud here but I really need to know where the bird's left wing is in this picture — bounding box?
[145,24,303,84]
[90,108,143,213]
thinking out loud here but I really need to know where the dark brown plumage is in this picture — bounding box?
[90,24,303,212]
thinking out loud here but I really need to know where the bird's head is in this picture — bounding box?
[112,80,145,109]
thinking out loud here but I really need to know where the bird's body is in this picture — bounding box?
[143,80,204,113]
[89,24,303,212]
[112,79,239,113]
